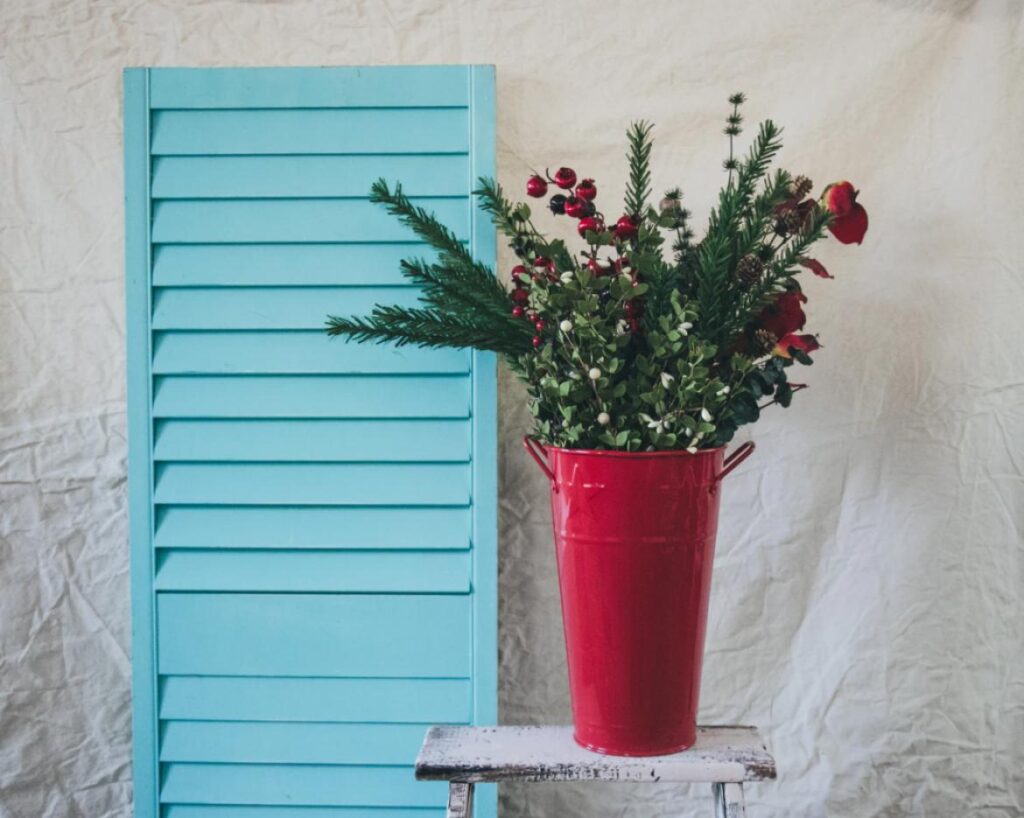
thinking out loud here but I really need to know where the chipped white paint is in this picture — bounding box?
[416,725,775,817]
[415,725,775,783]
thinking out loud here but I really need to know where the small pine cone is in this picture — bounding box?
[790,175,813,200]
[736,254,764,288]
[754,329,778,353]
[782,207,809,235]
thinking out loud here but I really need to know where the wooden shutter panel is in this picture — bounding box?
[125,66,497,818]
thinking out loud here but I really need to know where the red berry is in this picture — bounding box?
[533,256,554,272]
[511,264,528,282]
[575,179,597,200]
[512,306,524,318]
[526,175,548,198]
[624,298,644,317]
[564,197,586,219]
[614,215,638,240]
[553,167,577,189]
[534,319,546,331]
[577,216,604,238]
[586,257,606,274]
[512,288,529,304]
[532,335,543,348]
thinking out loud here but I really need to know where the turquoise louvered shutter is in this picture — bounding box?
[124,66,497,818]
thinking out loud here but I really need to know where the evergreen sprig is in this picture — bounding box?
[693,119,783,344]
[735,207,832,323]
[326,178,531,354]
[624,121,654,217]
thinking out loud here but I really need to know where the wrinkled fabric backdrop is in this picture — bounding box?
[1,1,1022,816]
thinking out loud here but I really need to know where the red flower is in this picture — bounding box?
[758,290,807,338]
[822,181,868,244]
[773,333,821,359]
[798,258,832,279]
[829,204,869,244]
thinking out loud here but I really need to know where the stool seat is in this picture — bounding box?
[415,725,776,818]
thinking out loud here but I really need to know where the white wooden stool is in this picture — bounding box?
[415,725,776,818]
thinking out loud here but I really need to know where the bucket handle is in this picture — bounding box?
[523,436,557,489]
[715,441,756,483]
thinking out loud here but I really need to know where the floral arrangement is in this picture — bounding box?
[327,95,868,451]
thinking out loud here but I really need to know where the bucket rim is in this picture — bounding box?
[540,443,729,459]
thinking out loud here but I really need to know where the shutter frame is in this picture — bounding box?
[126,65,497,818]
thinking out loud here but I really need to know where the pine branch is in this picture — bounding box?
[735,169,793,259]
[398,258,513,327]
[624,121,654,217]
[327,304,530,355]
[324,178,533,355]
[734,207,832,325]
[475,177,522,239]
[694,120,784,342]
[370,179,467,262]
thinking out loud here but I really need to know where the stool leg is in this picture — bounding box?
[447,782,475,818]
[712,782,746,818]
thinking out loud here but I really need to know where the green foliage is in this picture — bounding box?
[326,97,847,451]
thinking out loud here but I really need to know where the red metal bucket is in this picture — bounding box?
[524,439,755,756]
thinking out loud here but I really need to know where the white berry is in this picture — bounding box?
[588,367,601,380]
[560,319,574,333]
[597,412,611,426]
[701,408,712,422]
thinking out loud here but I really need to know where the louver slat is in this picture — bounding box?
[152,244,437,286]
[152,375,471,418]
[151,108,469,155]
[159,677,471,723]
[152,286,423,330]
[160,763,448,807]
[151,332,469,375]
[152,154,470,199]
[157,593,472,677]
[151,197,469,243]
[153,418,471,461]
[154,549,471,592]
[160,721,433,764]
[154,506,471,550]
